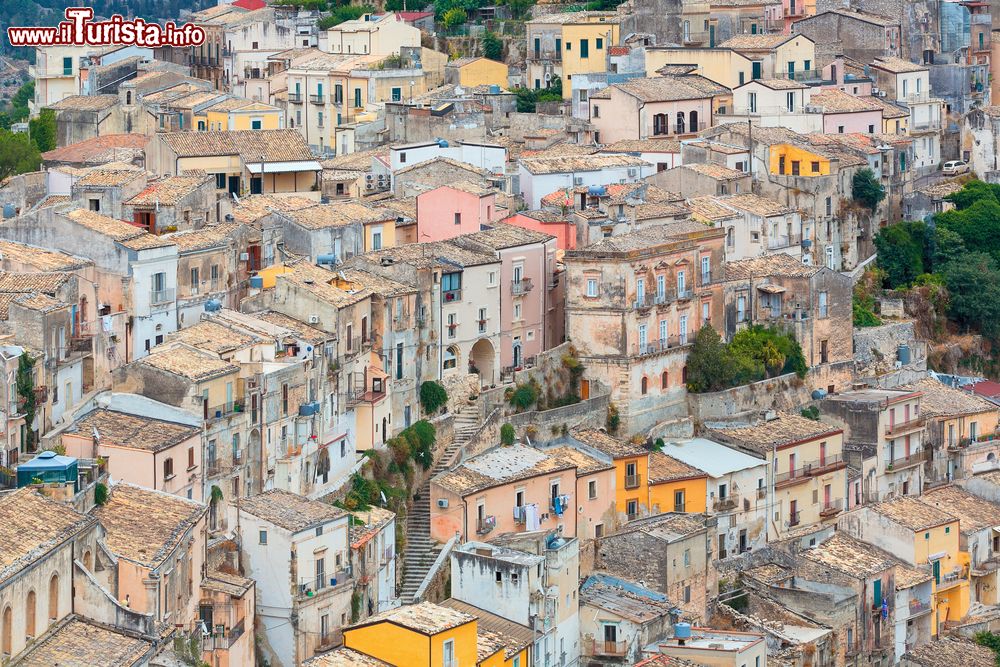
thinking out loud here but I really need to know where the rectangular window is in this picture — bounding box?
[588,480,597,499]
[354,88,362,108]
[259,530,268,545]
[251,118,262,130]
[391,87,401,102]
[819,292,828,317]
[586,278,598,297]
[596,38,603,49]
[580,39,589,58]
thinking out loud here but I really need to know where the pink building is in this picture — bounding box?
[451,222,559,369]
[809,89,884,134]
[589,75,729,144]
[414,182,504,242]
[430,444,616,543]
[505,211,576,251]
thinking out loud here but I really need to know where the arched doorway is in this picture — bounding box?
[2,606,10,655]
[25,590,35,639]
[470,339,496,388]
[48,574,59,621]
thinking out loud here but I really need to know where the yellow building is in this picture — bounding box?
[201,98,284,131]
[572,429,651,520]
[446,57,510,88]
[847,497,971,635]
[647,451,709,516]
[710,412,848,540]
[645,47,753,89]
[768,143,833,176]
[341,601,529,667]
[910,377,999,479]
[525,12,622,98]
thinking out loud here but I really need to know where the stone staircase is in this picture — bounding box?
[399,404,481,603]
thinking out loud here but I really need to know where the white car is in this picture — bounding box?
[942,160,970,176]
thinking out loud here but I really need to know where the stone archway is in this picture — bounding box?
[470,338,496,389]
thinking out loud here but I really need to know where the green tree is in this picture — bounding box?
[385,0,405,9]
[942,253,1000,342]
[0,130,41,181]
[937,197,1000,265]
[852,167,886,211]
[442,7,468,31]
[15,354,36,450]
[945,180,1000,210]
[685,325,739,393]
[933,225,967,267]
[874,221,927,288]
[509,0,533,17]
[482,31,503,61]
[974,631,1000,665]
[29,108,55,153]
[318,5,373,29]
[419,381,448,414]
[500,423,515,445]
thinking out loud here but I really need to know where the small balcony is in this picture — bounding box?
[206,459,233,478]
[310,93,325,104]
[768,233,802,250]
[297,568,352,599]
[787,510,801,527]
[756,487,766,500]
[443,288,462,303]
[205,401,243,422]
[477,515,496,535]
[288,92,303,103]
[785,3,804,16]
[634,336,687,357]
[201,618,246,652]
[673,503,686,513]
[819,498,843,517]
[937,566,964,590]
[513,505,526,524]
[624,474,641,490]
[150,288,175,305]
[884,415,925,437]
[672,122,707,135]
[713,494,739,512]
[586,639,627,657]
[511,278,534,296]
[682,31,710,45]
[908,598,932,616]
[528,50,562,62]
[885,448,930,472]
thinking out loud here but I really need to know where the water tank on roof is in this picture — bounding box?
[204,299,223,312]
[812,389,828,400]
[489,84,501,94]
[249,276,264,289]
[317,254,337,266]
[674,623,692,640]
[2,203,14,219]
[898,344,911,365]
[588,185,607,196]
[437,138,449,148]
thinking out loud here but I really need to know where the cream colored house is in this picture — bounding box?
[319,13,420,57]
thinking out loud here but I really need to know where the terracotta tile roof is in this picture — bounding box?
[349,600,474,635]
[718,33,798,50]
[138,343,240,381]
[749,78,807,90]
[281,202,395,230]
[254,311,333,344]
[0,294,18,319]
[442,599,533,660]
[167,320,256,354]
[348,506,395,548]
[871,496,956,531]
[580,573,675,622]
[11,293,66,313]
[872,56,928,74]
[526,10,619,24]
[520,154,646,175]
[904,378,996,418]
[158,129,314,162]
[709,411,840,454]
[601,139,681,154]
[304,648,391,666]
[70,408,199,453]
[894,563,933,589]
[623,512,706,540]
[459,221,554,249]
[917,179,964,199]
[18,617,152,667]
[322,147,383,172]
[46,94,118,111]
[163,223,238,253]
[681,162,747,181]
[339,268,414,297]
[279,263,372,307]
[611,75,730,102]
[442,180,496,196]
[62,208,174,250]
[395,156,491,177]
[74,166,145,188]
[434,444,577,496]
[231,194,319,224]
[0,271,71,294]
[358,241,498,270]
[0,488,95,586]
[632,201,689,220]
[723,253,821,280]
[648,451,708,483]
[808,89,882,113]
[685,196,741,222]
[718,193,794,216]
[241,489,347,532]
[902,637,996,667]
[0,241,91,271]
[799,532,897,577]
[94,483,205,568]
[543,445,614,475]
[126,175,208,207]
[41,134,147,166]
[571,429,646,458]
[916,486,999,533]
[569,220,717,254]
[861,94,909,119]
[202,569,254,597]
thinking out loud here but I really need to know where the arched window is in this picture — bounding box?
[25,590,35,639]
[48,574,59,621]
[682,366,688,384]
[443,346,458,370]
[2,607,10,655]
[641,377,648,395]
[661,371,669,389]
[83,551,92,571]
[689,110,698,132]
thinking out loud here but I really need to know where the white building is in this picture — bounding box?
[870,57,943,174]
[518,154,653,209]
[236,490,353,667]
[348,507,398,619]
[659,438,770,558]
[318,13,420,57]
[389,141,507,179]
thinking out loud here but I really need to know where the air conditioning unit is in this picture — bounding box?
[309,314,320,323]
[365,174,374,182]
[365,183,375,190]
[872,87,880,94]
[573,176,584,185]
[437,498,449,508]
[239,252,249,261]
[877,90,886,97]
